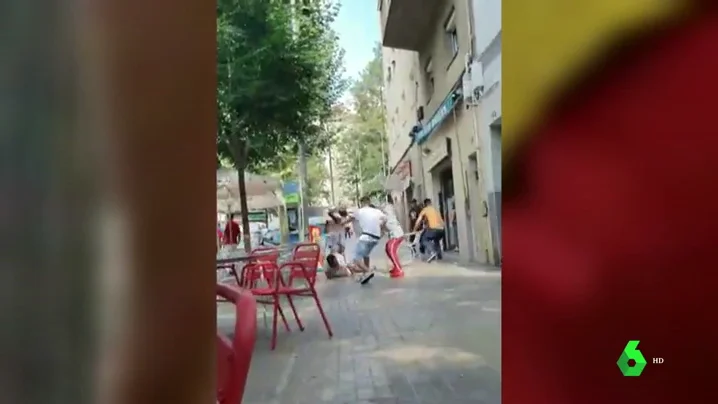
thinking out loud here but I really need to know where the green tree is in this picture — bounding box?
[217,0,345,250]
[334,42,388,204]
[257,152,329,206]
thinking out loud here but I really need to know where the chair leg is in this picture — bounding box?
[276,301,291,332]
[231,266,241,286]
[285,295,305,331]
[270,297,279,350]
[309,287,333,338]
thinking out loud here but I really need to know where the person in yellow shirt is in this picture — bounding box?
[413,198,445,262]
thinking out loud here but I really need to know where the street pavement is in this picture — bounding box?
[218,238,501,404]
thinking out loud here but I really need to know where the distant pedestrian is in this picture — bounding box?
[223,213,241,245]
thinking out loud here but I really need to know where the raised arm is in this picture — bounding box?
[339,214,354,226]
[413,208,426,231]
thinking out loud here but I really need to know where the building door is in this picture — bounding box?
[439,167,456,250]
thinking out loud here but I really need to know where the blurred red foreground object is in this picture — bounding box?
[216,284,257,404]
[503,12,718,403]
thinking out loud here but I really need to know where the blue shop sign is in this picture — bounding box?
[415,89,460,144]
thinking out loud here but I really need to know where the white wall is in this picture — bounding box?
[382,47,420,169]
[472,0,501,56]
[472,0,501,194]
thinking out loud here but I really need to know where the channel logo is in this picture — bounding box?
[617,340,664,376]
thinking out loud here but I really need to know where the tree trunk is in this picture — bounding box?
[236,166,253,253]
[231,140,253,253]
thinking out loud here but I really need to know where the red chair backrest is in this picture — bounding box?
[216,284,257,404]
[292,243,320,273]
[241,247,280,287]
[249,246,280,265]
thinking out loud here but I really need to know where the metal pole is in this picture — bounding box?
[357,148,363,197]
[328,144,336,206]
[380,131,387,177]
[297,139,308,241]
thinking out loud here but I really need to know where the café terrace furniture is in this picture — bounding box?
[216,284,256,404]
[240,242,333,350]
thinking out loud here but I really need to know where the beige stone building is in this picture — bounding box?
[379,0,495,264]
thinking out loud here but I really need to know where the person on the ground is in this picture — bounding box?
[341,196,386,284]
[223,213,241,245]
[413,198,445,262]
[382,193,405,276]
[325,244,354,279]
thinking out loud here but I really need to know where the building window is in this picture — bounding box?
[424,58,434,101]
[387,60,396,83]
[444,8,459,60]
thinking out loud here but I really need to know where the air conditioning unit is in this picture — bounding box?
[462,60,485,106]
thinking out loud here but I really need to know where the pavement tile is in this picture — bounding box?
[221,238,501,404]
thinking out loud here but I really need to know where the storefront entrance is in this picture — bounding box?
[437,164,457,251]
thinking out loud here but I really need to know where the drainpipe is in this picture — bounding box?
[465,0,476,60]
[465,0,481,148]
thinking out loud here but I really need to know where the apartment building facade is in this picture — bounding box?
[379,0,494,264]
[470,0,502,262]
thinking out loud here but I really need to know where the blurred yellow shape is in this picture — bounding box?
[503,0,691,166]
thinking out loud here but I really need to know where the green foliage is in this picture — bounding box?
[216,0,346,249]
[333,42,388,204]
[255,151,329,205]
[216,0,346,169]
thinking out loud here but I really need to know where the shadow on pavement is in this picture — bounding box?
[219,255,501,404]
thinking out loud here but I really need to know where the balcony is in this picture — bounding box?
[380,0,441,51]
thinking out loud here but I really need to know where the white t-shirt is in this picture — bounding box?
[353,206,386,241]
[382,204,404,238]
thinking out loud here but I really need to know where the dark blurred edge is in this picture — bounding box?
[0,1,216,403]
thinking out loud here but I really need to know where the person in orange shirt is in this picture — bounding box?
[413,198,445,262]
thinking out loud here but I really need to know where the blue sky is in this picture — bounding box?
[331,0,380,84]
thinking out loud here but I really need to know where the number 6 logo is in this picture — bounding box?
[617,340,647,376]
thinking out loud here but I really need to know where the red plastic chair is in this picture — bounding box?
[240,246,281,287]
[217,247,280,293]
[216,284,257,404]
[286,242,322,286]
[248,243,333,350]
[239,257,292,345]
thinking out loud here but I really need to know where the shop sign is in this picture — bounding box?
[282,181,300,205]
[415,89,460,144]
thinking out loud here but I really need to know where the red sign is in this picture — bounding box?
[396,160,412,180]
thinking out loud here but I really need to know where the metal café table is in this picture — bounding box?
[216,248,253,266]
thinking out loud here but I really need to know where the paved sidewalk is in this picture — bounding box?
[218,239,501,404]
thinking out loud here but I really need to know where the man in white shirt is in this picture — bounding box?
[346,196,386,284]
[382,194,405,278]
